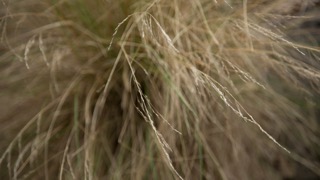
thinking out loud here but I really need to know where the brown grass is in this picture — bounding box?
[1,0,320,179]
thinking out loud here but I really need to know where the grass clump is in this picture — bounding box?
[1,0,320,179]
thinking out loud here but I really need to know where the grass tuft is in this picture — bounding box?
[1,0,320,179]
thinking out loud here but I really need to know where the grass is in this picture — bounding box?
[1,0,320,179]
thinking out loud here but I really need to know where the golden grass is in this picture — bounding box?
[1,0,320,179]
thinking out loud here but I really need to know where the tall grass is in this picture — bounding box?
[1,0,320,179]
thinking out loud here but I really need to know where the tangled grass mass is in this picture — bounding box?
[1,0,320,179]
